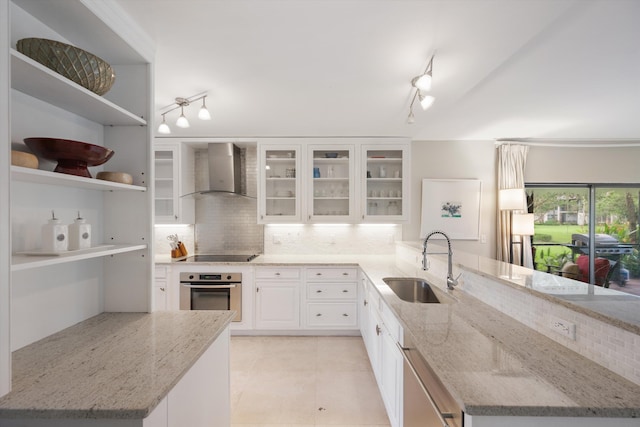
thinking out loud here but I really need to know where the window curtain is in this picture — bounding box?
[497,143,532,267]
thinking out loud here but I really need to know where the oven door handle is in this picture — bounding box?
[181,284,238,289]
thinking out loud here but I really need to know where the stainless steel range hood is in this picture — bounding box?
[205,143,242,195]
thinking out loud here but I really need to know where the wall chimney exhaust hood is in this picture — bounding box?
[206,142,241,195]
[183,142,253,198]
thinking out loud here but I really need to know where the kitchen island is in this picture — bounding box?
[0,311,234,426]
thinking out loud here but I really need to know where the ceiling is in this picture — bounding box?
[115,0,640,141]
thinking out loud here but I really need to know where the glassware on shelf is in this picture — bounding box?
[313,167,320,178]
[387,201,400,215]
[327,165,334,178]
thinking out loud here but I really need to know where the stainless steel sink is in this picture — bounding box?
[382,277,451,303]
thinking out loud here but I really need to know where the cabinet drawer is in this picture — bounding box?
[155,266,167,279]
[306,303,358,328]
[307,283,357,300]
[306,267,358,281]
[255,267,301,280]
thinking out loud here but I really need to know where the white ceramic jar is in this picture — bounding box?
[42,211,68,252]
[68,212,91,250]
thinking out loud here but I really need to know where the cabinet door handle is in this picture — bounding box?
[342,289,349,293]
[256,287,260,292]
[316,290,322,293]
[316,272,322,276]
[316,313,322,317]
[364,299,368,306]
[342,272,349,276]
[160,287,165,292]
[375,324,381,336]
[342,313,349,317]
[275,272,281,276]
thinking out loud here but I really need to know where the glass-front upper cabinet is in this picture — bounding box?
[258,145,301,223]
[362,145,410,222]
[307,145,355,222]
[154,147,177,222]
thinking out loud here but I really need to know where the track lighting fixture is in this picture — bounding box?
[407,53,436,124]
[157,93,211,134]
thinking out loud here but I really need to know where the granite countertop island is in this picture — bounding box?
[0,311,234,420]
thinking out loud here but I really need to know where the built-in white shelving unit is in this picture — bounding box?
[2,0,154,396]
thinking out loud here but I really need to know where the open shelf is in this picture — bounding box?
[11,244,148,271]
[11,166,147,192]
[10,49,146,126]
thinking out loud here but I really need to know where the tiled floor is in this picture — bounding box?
[230,336,391,427]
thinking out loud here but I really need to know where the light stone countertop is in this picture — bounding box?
[356,257,640,418]
[396,241,640,334]
[0,311,235,420]
[158,252,640,417]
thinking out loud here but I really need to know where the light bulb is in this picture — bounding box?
[198,98,211,120]
[419,94,435,110]
[158,115,171,134]
[407,111,415,124]
[176,107,190,128]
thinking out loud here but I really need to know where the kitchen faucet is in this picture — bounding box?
[422,230,459,290]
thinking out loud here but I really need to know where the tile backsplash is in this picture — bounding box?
[264,224,401,255]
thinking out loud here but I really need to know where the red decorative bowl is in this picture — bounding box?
[24,137,114,178]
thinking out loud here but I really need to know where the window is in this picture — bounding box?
[526,184,640,295]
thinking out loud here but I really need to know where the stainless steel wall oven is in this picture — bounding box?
[179,272,242,321]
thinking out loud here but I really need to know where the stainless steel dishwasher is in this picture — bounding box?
[399,333,463,427]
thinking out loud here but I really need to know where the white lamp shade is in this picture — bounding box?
[419,94,435,110]
[198,105,211,120]
[176,114,190,128]
[157,122,171,134]
[412,73,432,91]
[512,213,535,236]
[499,188,525,211]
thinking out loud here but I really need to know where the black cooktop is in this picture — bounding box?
[179,254,258,263]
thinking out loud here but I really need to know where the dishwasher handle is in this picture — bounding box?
[398,343,453,427]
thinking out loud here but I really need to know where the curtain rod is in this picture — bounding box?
[494,138,640,148]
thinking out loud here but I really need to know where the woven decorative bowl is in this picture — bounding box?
[17,38,116,96]
[24,137,114,178]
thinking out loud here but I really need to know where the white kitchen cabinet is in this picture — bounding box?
[154,141,195,224]
[154,266,168,311]
[258,144,302,223]
[256,139,409,224]
[307,145,356,222]
[255,267,301,329]
[361,271,402,427]
[2,0,154,395]
[361,144,410,222]
[303,266,358,330]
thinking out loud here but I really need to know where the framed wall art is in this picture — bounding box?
[420,179,482,240]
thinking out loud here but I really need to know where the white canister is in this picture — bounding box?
[68,212,91,250]
[379,166,386,178]
[42,211,68,252]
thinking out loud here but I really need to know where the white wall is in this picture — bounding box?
[525,144,640,183]
[406,140,497,258]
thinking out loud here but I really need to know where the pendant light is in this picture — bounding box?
[158,113,171,134]
[198,97,211,120]
[176,106,190,128]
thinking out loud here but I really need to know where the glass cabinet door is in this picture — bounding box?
[363,146,408,221]
[308,145,355,222]
[154,147,177,221]
[259,145,301,223]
